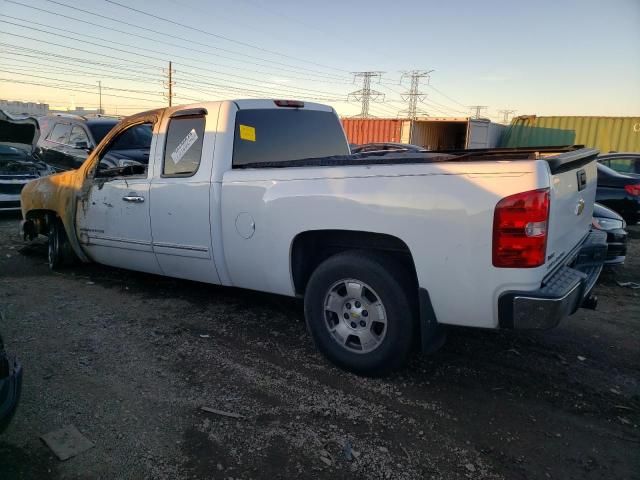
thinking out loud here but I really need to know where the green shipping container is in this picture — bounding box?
[500,116,640,153]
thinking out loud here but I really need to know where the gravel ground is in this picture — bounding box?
[0,211,638,480]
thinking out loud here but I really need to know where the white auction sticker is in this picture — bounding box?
[171,128,198,164]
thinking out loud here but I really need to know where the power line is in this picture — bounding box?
[0,27,348,103]
[104,0,349,74]
[0,17,350,100]
[5,1,354,83]
[348,72,385,118]
[0,68,163,97]
[0,55,162,84]
[427,84,469,108]
[0,78,161,104]
[0,43,162,75]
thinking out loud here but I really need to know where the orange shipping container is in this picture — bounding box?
[341,118,403,145]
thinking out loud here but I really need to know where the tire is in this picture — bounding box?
[47,217,75,270]
[304,251,416,376]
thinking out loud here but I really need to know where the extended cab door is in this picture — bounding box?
[75,117,161,274]
[148,106,221,284]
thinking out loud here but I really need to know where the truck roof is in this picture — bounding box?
[129,99,335,120]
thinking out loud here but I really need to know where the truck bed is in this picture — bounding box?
[235,145,598,174]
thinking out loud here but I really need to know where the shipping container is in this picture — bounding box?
[341,118,403,145]
[500,116,640,153]
[341,117,506,150]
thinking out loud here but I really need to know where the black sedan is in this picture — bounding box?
[598,152,640,177]
[592,203,627,266]
[596,163,640,225]
[0,334,22,433]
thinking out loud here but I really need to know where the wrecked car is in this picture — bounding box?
[20,100,606,375]
[0,110,55,211]
[36,115,129,171]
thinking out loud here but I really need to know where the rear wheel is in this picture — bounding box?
[304,251,415,375]
[47,217,75,270]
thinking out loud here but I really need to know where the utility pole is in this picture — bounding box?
[399,70,434,119]
[97,81,103,114]
[348,71,385,118]
[163,61,175,106]
[498,109,516,124]
[468,105,488,119]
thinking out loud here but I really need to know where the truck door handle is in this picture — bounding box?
[122,195,145,203]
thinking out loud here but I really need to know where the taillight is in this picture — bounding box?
[624,184,640,196]
[493,188,550,268]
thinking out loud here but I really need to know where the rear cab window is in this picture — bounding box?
[232,108,348,167]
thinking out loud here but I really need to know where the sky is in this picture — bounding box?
[0,0,639,121]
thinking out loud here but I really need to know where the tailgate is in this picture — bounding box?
[544,148,599,271]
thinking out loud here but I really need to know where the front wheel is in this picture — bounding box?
[304,251,416,376]
[47,217,75,270]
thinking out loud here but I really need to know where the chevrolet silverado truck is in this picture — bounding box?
[20,100,607,375]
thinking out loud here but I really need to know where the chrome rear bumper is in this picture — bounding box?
[498,230,607,329]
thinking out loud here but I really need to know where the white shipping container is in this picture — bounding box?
[399,118,506,150]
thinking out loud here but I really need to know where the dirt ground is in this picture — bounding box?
[0,211,638,480]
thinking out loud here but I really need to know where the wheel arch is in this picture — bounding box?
[291,229,443,353]
[290,229,418,296]
[23,208,88,262]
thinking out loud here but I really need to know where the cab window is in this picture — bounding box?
[162,116,205,177]
[69,126,89,148]
[48,123,71,145]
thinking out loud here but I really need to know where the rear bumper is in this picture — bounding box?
[498,230,608,329]
[0,356,23,433]
[604,228,628,265]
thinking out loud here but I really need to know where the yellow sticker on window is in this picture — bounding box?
[239,124,256,142]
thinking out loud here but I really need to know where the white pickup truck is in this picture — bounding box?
[20,99,607,375]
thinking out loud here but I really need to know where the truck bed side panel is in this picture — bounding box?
[220,161,549,329]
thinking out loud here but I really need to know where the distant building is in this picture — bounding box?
[0,99,49,116]
[49,106,104,116]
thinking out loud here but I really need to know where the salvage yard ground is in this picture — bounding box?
[0,212,638,480]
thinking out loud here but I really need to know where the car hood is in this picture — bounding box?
[0,109,40,155]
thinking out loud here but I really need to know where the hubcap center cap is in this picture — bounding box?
[342,299,368,329]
